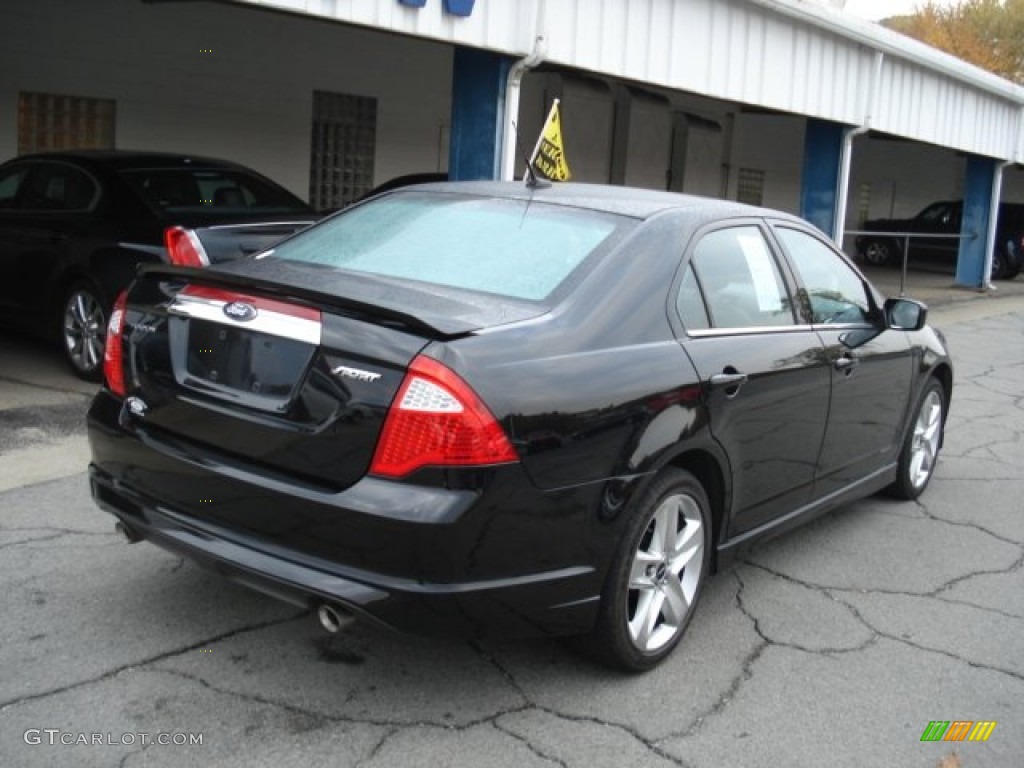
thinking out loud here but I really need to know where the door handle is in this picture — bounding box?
[834,355,859,373]
[710,372,748,387]
[710,371,748,398]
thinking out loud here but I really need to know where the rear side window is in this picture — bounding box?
[267,193,626,302]
[19,162,98,211]
[682,226,795,329]
[121,168,309,216]
[0,164,30,208]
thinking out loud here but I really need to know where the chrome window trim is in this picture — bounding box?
[686,324,815,338]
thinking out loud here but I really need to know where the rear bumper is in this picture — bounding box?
[89,465,600,638]
[87,394,607,638]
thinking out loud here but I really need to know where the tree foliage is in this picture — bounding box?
[884,1,1024,84]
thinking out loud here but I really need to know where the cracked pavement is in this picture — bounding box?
[1,299,1022,768]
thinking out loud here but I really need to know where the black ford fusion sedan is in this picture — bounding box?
[87,182,952,671]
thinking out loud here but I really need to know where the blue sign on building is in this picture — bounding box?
[398,0,476,18]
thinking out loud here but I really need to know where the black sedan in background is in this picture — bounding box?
[87,182,952,671]
[0,151,317,379]
[856,199,1024,280]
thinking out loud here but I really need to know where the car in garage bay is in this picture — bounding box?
[0,150,318,380]
[86,181,952,671]
[855,199,1024,280]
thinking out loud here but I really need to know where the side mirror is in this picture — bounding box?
[884,297,928,331]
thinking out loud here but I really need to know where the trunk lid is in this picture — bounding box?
[121,266,436,490]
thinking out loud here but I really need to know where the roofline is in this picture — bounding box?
[749,0,1024,106]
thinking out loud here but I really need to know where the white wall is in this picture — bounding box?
[1002,167,1024,203]
[730,113,806,213]
[0,0,453,200]
[237,0,1024,163]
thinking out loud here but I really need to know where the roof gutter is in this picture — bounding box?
[500,1,547,180]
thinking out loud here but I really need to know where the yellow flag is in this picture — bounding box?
[529,99,571,182]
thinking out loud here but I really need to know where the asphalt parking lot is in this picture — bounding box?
[1,284,1022,768]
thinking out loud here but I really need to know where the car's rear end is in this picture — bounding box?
[114,157,320,266]
[87,186,635,638]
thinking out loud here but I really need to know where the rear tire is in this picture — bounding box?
[61,280,108,382]
[887,379,945,500]
[583,468,711,672]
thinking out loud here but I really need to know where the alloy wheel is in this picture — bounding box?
[627,493,705,652]
[63,287,106,376]
[863,240,893,266]
[908,389,943,490]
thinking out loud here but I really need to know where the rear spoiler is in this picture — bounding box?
[136,264,473,340]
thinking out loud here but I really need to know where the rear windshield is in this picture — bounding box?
[265,192,627,301]
[120,168,310,216]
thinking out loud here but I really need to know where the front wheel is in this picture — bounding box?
[61,281,108,381]
[585,468,711,672]
[887,379,945,500]
[990,248,1008,280]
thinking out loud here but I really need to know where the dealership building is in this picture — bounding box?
[3,0,1023,286]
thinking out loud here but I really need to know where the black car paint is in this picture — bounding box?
[0,151,316,340]
[87,183,952,640]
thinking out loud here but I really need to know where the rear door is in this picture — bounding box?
[674,223,830,536]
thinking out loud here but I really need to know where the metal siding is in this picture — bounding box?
[232,0,1022,160]
[874,57,1017,158]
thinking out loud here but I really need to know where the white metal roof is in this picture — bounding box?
[235,0,1024,161]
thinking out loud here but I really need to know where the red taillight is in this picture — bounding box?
[103,290,128,397]
[369,356,518,478]
[164,226,210,267]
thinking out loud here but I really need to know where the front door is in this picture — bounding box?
[771,225,915,496]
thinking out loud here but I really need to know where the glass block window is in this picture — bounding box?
[856,182,871,226]
[309,91,377,211]
[18,92,115,154]
[736,168,765,206]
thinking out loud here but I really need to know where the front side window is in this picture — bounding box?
[917,202,957,227]
[683,226,795,330]
[267,192,628,302]
[774,227,871,325]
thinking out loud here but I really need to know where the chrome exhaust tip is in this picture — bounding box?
[317,603,354,634]
[114,521,141,544]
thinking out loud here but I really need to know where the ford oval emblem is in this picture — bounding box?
[223,301,257,322]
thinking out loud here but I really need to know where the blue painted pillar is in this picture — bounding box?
[956,155,997,287]
[800,118,845,237]
[449,47,513,181]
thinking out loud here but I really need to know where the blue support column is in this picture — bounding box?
[956,155,997,287]
[449,47,512,181]
[800,118,845,238]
